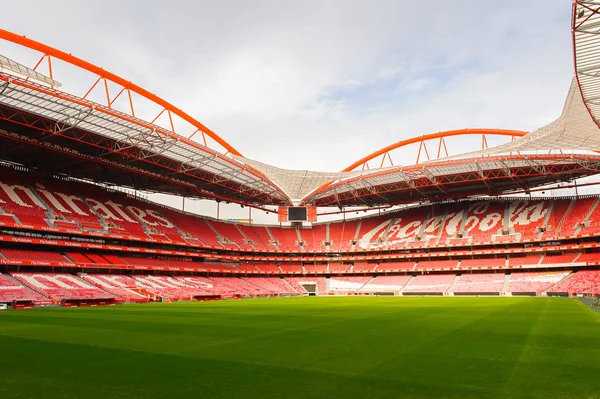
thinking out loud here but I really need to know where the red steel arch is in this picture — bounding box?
[343,128,528,172]
[0,28,242,156]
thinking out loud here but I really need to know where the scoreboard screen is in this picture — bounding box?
[278,206,317,222]
[288,206,308,221]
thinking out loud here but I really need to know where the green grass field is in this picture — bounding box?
[0,297,599,399]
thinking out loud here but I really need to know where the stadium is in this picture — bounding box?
[0,1,599,398]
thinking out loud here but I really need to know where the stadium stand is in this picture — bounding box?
[359,275,412,293]
[131,275,217,299]
[269,227,299,251]
[546,270,600,294]
[11,273,113,301]
[0,273,47,303]
[238,225,276,251]
[1,168,600,306]
[209,277,271,295]
[79,274,149,302]
[402,274,456,294]
[450,273,505,294]
[1,249,69,263]
[574,252,600,264]
[458,258,507,269]
[5,167,600,253]
[328,220,354,251]
[328,276,372,293]
[254,264,282,273]
[416,259,458,270]
[377,261,416,272]
[278,264,304,274]
[304,264,329,274]
[541,253,579,265]
[242,277,298,294]
[506,271,571,294]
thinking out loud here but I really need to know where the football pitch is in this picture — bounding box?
[0,297,599,399]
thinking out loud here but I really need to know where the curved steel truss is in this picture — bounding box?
[344,129,527,172]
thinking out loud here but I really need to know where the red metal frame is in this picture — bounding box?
[343,129,527,171]
[0,105,285,207]
[306,154,600,206]
[0,29,241,156]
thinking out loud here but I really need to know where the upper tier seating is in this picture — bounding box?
[403,274,456,294]
[544,199,572,238]
[0,273,47,303]
[269,228,299,251]
[11,273,113,300]
[355,213,396,250]
[546,270,600,294]
[207,220,250,249]
[32,175,104,230]
[74,184,149,238]
[561,198,596,236]
[436,203,470,245]
[237,225,275,251]
[328,220,356,251]
[300,224,327,252]
[450,273,505,294]
[0,169,50,226]
[508,200,549,241]
[6,166,600,254]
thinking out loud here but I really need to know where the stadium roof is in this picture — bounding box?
[1,2,600,209]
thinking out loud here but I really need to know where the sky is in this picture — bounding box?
[0,0,582,222]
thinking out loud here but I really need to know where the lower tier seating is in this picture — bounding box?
[546,270,600,294]
[328,276,373,292]
[450,273,505,294]
[78,274,149,302]
[402,274,456,294]
[11,273,113,300]
[242,277,299,294]
[359,275,412,292]
[0,273,47,303]
[1,270,599,303]
[506,271,571,294]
